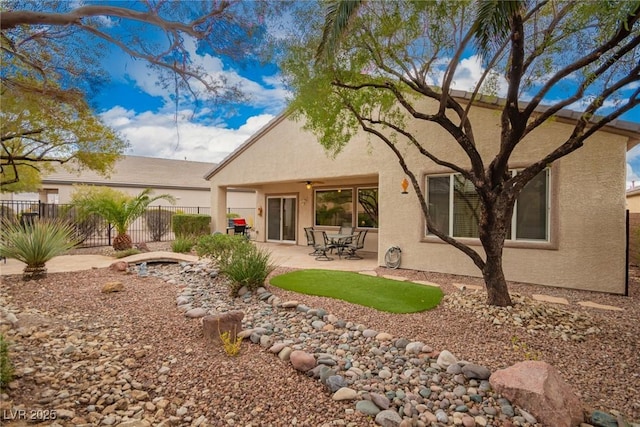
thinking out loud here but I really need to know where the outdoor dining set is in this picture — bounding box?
[304,225,368,261]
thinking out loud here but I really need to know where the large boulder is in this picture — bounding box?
[489,361,583,427]
[202,311,244,343]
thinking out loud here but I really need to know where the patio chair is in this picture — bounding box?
[311,230,336,261]
[339,224,354,237]
[305,227,322,255]
[345,229,368,260]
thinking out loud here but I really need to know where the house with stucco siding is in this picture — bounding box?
[204,93,639,294]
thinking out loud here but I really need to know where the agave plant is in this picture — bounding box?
[0,218,79,280]
[70,186,175,250]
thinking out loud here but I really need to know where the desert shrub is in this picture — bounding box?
[195,233,248,263]
[221,244,274,297]
[172,236,196,253]
[144,208,175,241]
[114,248,141,258]
[0,334,14,389]
[0,218,79,280]
[172,214,210,238]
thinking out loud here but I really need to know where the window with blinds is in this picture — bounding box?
[426,169,549,241]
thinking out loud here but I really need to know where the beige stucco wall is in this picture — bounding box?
[209,106,631,294]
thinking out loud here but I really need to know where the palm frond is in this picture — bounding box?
[316,0,364,62]
[473,0,527,58]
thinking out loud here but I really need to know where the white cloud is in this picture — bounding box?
[627,162,640,190]
[116,36,289,115]
[101,107,275,163]
[426,55,509,97]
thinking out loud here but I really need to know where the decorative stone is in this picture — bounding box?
[185,308,207,318]
[355,399,380,416]
[370,393,390,410]
[109,261,128,271]
[461,363,491,380]
[290,350,316,372]
[489,361,584,427]
[101,282,124,293]
[436,350,458,368]
[590,410,618,427]
[374,409,403,427]
[202,311,244,342]
[332,387,358,401]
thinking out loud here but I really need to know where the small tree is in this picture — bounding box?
[0,218,79,280]
[71,186,175,251]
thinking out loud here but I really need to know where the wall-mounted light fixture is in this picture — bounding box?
[306,181,312,190]
[257,206,263,217]
[401,178,409,194]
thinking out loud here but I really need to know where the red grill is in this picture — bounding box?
[232,218,247,226]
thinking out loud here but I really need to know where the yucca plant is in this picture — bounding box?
[70,186,175,250]
[0,218,79,280]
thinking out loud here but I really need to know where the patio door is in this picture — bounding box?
[266,196,297,243]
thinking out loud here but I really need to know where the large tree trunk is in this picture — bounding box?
[482,252,512,306]
[479,197,513,307]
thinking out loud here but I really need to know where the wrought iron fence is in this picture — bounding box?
[0,201,210,247]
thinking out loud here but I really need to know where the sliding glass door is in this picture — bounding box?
[266,196,297,243]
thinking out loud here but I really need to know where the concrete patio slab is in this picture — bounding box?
[577,301,623,311]
[358,270,378,276]
[412,280,440,287]
[255,242,378,272]
[532,294,569,305]
[381,275,408,281]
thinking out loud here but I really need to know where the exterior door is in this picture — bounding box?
[267,196,297,243]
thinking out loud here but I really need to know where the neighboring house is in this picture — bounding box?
[2,156,255,221]
[205,92,639,294]
[626,187,640,213]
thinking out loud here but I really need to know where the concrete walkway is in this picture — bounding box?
[0,244,376,276]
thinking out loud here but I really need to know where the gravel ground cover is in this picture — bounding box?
[1,242,639,426]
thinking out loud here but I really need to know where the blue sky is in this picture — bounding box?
[83,4,640,187]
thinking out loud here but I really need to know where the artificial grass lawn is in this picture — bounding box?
[270,269,443,313]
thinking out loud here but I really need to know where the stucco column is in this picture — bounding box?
[211,186,228,233]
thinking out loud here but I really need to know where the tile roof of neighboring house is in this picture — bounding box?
[204,90,640,180]
[626,187,640,197]
[43,155,214,190]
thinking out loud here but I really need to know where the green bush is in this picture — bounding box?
[172,236,196,253]
[144,208,175,241]
[0,334,14,390]
[172,214,211,237]
[221,244,274,297]
[114,248,141,258]
[195,233,248,263]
